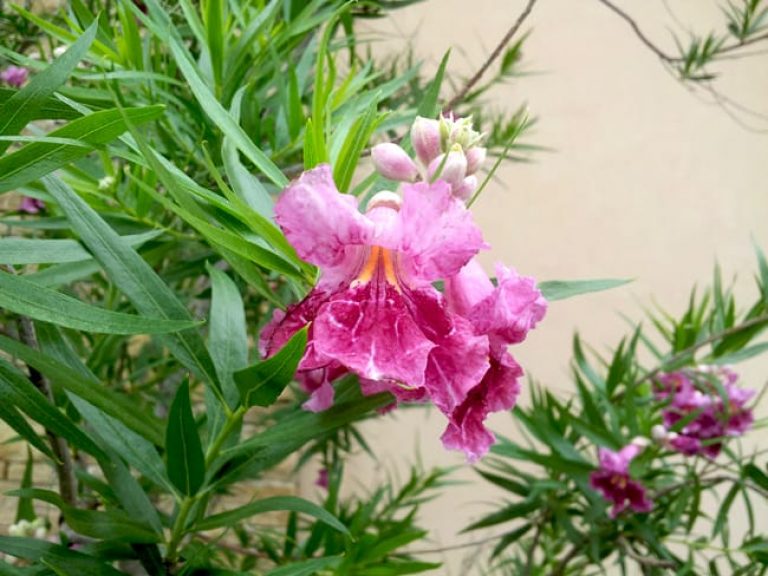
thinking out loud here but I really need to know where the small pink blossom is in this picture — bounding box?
[261,164,542,460]
[315,468,329,489]
[410,117,442,166]
[1,65,28,88]
[590,444,652,517]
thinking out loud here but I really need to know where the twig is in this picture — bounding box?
[595,0,675,63]
[550,540,582,576]
[524,514,547,576]
[1,265,78,507]
[406,532,502,555]
[444,0,539,112]
[618,536,677,570]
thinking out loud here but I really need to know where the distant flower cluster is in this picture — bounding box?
[653,365,754,458]
[590,364,755,517]
[261,115,546,461]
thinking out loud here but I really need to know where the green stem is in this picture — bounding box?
[205,406,246,469]
[166,495,198,563]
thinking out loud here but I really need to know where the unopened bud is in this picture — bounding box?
[465,147,487,175]
[651,424,668,442]
[454,175,478,201]
[410,117,442,165]
[98,176,116,191]
[371,143,418,182]
[630,436,651,449]
[428,147,467,189]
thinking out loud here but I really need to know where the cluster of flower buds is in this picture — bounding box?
[8,517,47,539]
[653,365,754,458]
[1,65,29,88]
[371,113,487,201]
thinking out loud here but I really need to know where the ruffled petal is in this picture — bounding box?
[468,264,547,344]
[395,180,487,284]
[275,164,374,287]
[440,351,522,462]
[313,282,435,386]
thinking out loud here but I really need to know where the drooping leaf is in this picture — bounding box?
[539,278,632,302]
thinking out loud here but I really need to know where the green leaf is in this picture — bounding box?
[14,448,35,523]
[332,102,381,193]
[539,278,632,301]
[745,463,768,492]
[0,399,53,458]
[9,488,160,543]
[0,21,97,151]
[0,231,161,264]
[0,358,105,459]
[194,495,349,535]
[208,265,247,407]
[266,557,343,576]
[0,88,81,121]
[0,269,198,334]
[0,106,164,193]
[166,380,205,496]
[417,50,450,117]
[43,175,222,392]
[234,328,307,408]
[0,536,124,576]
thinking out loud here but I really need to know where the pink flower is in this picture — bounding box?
[261,164,542,460]
[315,468,329,489]
[371,143,419,182]
[19,197,45,214]
[442,259,546,460]
[655,366,754,458]
[1,66,29,88]
[589,444,652,517]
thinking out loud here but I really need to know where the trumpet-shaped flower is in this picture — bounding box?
[590,444,652,517]
[261,164,542,460]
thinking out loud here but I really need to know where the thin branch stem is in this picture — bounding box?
[444,0,538,112]
[618,536,677,570]
[1,264,78,507]
[595,0,675,63]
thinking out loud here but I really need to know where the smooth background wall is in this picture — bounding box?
[298,1,768,573]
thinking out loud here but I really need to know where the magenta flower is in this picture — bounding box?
[261,164,543,460]
[590,444,652,517]
[1,65,29,88]
[655,366,754,458]
[19,196,45,214]
[315,468,329,489]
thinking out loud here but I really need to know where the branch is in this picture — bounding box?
[444,0,538,112]
[1,264,78,507]
[618,536,678,570]
[595,0,675,63]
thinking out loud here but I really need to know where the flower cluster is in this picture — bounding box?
[1,65,28,88]
[260,116,545,461]
[589,441,652,517]
[653,366,754,458]
[371,114,487,200]
[8,517,47,539]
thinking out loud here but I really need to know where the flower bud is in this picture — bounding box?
[1,65,28,88]
[98,175,116,191]
[465,147,487,175]
[651,424,668,442]
[371,143,419,182]
[630,436,651,449]
[410,116,442,165]
[428,147,467,189]
[454,175,478,201]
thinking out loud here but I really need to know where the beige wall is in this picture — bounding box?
[300,2,768,573]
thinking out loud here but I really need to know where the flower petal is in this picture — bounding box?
[445,259,495,317]
[275,164,374,287]
[395,180,487,284]
[468,264,547,344]
[313,282,435,386]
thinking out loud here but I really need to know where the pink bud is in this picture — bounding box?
[428,150,467,189]
[371,143,419,182]
[20,196,44,214]
[454,175,478,201]
[1,66,28,88]
[410,116,442,165]
[465,147,487,175]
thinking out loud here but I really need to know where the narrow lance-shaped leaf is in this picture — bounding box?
[539,278,632,302]
[234,328,307,408]
[166,380,205,496]
[0,105,164,193]
[0,20,97,151]
[0,270,198,335]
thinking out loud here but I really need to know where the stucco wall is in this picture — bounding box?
[302,1,768,573]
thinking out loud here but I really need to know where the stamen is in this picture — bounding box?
[352,245,401,291]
